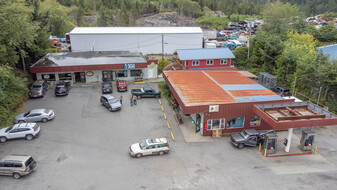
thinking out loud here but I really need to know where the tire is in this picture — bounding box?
[108,107,112,112]
[0,137,7,143]
[42,118,48,123]
[137,95,141,99]
[26,134,34,141]
[238,143,245,149]
[136,153,142,158]
[18,120,25,124]
[159,151,164,156]
[13,173,21,179]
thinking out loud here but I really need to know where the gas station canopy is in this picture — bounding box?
[253,102,337,130]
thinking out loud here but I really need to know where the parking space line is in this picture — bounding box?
[159,99,162,105]
[164,113,167,120]
[167,121,171,129]
[161,106,164,112]
[170,132,175,141]
[134,82,146,84]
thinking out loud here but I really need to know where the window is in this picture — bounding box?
[14,163,23,168]
[58,73,72,80]
[42,74,55,81]
[115,70,127,78]
[0,162,3,167]
[206,60,213,65]
[4,162,15,167]
[227,117,245,129]
[250,116,261,126]
[220,59,227,65]
[206,119,225,130]
[130,70,142,77]
[9,129,19,133]
[192,61,199,66]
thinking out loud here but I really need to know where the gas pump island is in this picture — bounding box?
[253,101,337,156]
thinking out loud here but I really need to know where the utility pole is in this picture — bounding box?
[21,51,26,73]
[317,87,322,106]
[162,33,164,60]
[292,77,297,96]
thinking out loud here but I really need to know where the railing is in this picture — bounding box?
[294,91,328,110]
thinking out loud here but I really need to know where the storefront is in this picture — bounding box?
[30,51,158,84]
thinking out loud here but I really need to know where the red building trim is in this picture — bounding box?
[178,58,233,70]
[30,60,158,73]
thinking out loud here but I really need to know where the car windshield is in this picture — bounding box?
[119,84,125,87]
[33,124,39,130]
[5,126,13,133]
[108,98,118,104]
[56,87,65,90]
[239,130,249,139]
[23,111,30,117]
[139,140,147,150]
[32,85,42,88]
[43,109,49,114]
[103,83,111,87]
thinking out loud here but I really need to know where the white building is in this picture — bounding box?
[69,27,203,55]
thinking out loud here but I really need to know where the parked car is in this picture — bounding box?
[131,87,161,99]
[15,109,55,123]
[0,155,37,179]
[117,80,127,92]
[271,86,291,97]
[129,138,170,158]
[55,82,71,96]
[230,129,274,149]
[100,94,121,112]
[102,81,113,94]
[0,123,40,143]
[29,79,48,98]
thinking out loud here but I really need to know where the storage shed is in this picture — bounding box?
[69,27,203,55]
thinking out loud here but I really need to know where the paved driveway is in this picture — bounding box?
[1,82,337,189]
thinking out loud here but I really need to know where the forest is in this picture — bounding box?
[0,0,337,127]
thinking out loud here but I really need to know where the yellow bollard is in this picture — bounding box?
[264,149,267,157]
[167,121,171,129]
[259,143,261,152]
[161,106,164,112]
[159,99,162,105]
[164,113,167,120]
[170,132,175,141]
[314,145,317,154]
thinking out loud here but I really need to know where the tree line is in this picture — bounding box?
[233,1,337,113]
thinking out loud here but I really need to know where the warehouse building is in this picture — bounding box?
[163,70,337,136]
[30,51,158,84]
[69,27,203,55]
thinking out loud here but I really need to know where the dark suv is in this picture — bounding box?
[55,82,71,96]
[102,81,112,94]
[271,86,291,97]
[29,79,48,98]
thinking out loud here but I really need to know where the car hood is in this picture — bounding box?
[0,127,8,135]
[131,143,142,153]
[231,133,245,143]
[110,102,122,108]
[15,113,25,120]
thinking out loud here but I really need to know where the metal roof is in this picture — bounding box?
[318,44,337,62]
[31,51,147,68]
[69,27,203,34]
[176,48,235,61]
[164,70,283,106]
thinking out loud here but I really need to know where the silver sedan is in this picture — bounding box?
[15,109,55,123]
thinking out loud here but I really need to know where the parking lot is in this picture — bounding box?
[1,82,337,189]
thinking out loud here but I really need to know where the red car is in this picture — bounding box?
[117,80,127,92]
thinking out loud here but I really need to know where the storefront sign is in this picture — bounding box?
[86,71,94,76]
[124,64,135,69]
[43,74,50,79]
[209,105,219,112]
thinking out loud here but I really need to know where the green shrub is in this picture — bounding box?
[158,59,172,74]
[158,81,171,99]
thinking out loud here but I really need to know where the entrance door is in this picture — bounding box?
[102,70,113,81]
[196,114,201,133]
[75,72,86,83]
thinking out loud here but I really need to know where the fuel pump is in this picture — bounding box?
[261,133,278,155]
[300,129,315,151]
